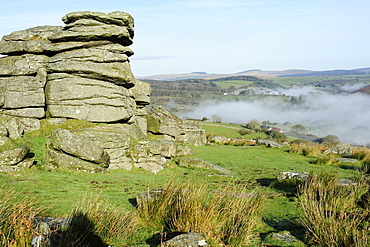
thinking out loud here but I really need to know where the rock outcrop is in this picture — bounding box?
[0,11,206,174]
[146,106,206,146]
[0,11,145,125]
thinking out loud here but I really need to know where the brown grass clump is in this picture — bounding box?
[136,179,265,246]
[60,193,139,246]
[289,142,323,157]
[0,187,44,247]
[298,173,370,246]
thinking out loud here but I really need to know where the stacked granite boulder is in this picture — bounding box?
[0,11,145,124]
[0,11,206,174]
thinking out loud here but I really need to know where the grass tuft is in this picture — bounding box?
[136,179,265,246]
[0,187,44,247]
[298,172,370,246]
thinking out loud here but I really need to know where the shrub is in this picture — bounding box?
[245,119,261,131]
[298,173,370,246]
[136,179,265,246]
[236,129,251,136]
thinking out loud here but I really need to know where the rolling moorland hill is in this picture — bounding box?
[137,67,370,81]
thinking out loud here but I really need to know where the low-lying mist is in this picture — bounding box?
[183,86,370,146]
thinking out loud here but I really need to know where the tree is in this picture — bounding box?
[291,124,306,133]
[246,119,261,131]
[211,114,222,123]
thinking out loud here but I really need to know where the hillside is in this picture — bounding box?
[137,67,370,81]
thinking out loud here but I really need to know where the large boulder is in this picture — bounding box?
[46,73,136,122]
[46,148,106,173]
[49,11,134,46]
[50,128,110,167]
[146,106,206,146]
[0,145,30,165]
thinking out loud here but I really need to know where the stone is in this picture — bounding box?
[0,116,24,139]
[176,145,194,156]
[257,139,284,148]
[133,156,167,174]
[51,128,110,166]
[0,145,30,165]
[136,140,177,158]
[177,157,231,174]
[0,76,45,109]
[17,158,35,168]
[324,143,352,156]
[49,47,130,63]
[49,11,134,46]
[0,165,24,172]
[46,73,136,122]
[0,26,62,54]
[0,136,8,146]
[178,120,206,146]
[47,59,135,87]
[208,135,227,144]
[277,172,309,181]
[46,148,106,173]
[47,118,68,125]
[3,108,45,118]
[129,79,151,105]
[0,124,8,137]
[161,232,208,247]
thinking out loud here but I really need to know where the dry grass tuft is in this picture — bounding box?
[0,187,43,247]
[298,173,370,246]
[137,179,265,246]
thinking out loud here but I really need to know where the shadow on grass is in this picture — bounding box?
[57,212,106,247]
[261,217,306,244]
[256,178,275,187]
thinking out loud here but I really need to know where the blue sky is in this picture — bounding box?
[1,0,369,76]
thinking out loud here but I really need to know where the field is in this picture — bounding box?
[0,120,367,246]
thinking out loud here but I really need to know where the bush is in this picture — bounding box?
[245,119,261,131]
[265,130,288,142]
[298,173,369,246]
[236,129,251,136]
[136,179,265,246]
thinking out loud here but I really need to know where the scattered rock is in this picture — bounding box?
[257,139,284,148]
[277,171,309,181]
[324,143,352,156]
[161,232,208,247]
[208,135,227,144]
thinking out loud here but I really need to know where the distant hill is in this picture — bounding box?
[137,67,370,81]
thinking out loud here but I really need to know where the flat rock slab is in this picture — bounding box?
[0,145,29,165]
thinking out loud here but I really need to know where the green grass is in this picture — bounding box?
[0,119,366,246]
[200,121,267,139]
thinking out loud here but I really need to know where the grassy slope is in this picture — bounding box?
[0,120,362,245]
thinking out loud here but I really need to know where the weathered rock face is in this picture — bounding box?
[0,11,144,123]
[146,106,206,146]
[46,128,110,173]
[0,11,208,174]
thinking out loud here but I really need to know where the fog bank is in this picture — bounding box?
[183,89,370,145]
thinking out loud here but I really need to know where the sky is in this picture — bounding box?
[1,0,370,76]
